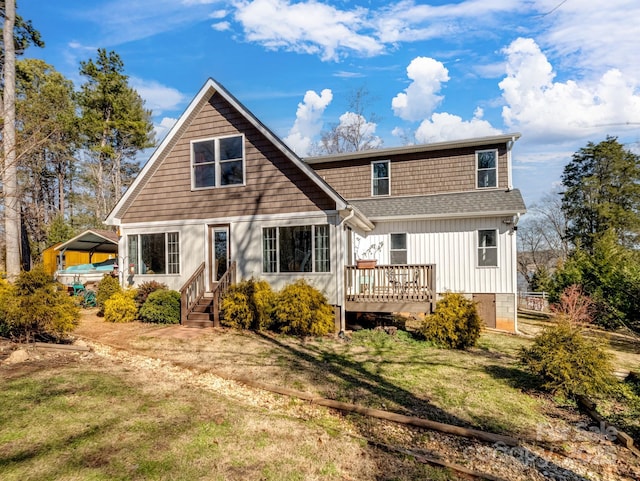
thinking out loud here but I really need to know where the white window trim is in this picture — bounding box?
[127,232,181,275]
[191,134,246,190]
[477,229,498,268]
[475,149,498,189]
[371,160,390,196]
[389,232,407,265]
[262,224,331,274]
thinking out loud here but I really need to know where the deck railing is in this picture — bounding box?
[345,264,435,303]
[179,262,206,325]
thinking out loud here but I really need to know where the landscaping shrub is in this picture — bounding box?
[104,290,138,323]
[135,280,168,308]
[272,279,334,337]
[96,274,122,314]
[0,266,79,342]
[220,278,275,330]
[139,289,181,324]
[420,292,482,349]
[520,320,615,398]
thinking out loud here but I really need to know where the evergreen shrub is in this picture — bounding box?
[520,320,615,398]
[220,278,275,330]
[96,274,122,315]
[272,279,335,337]
[420,292,482,349]
[135,280,168,308]
[0,266,79,341]
[104,290,138,323]
[139,289,181,324]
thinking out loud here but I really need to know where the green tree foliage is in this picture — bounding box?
[561,137,640,251]
[16,59,78,258]
[521,320,615,398]
[139,289,180,324]
[220,278,275,331]
[104,290,137,323]
[0,265,79,341]
[552,230,640,330]
[96,274,122,315]
[420,292,482,349]
[76,48,155,223]
[272,279,335,336]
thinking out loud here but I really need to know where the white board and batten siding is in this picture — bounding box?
[353,217,518,295]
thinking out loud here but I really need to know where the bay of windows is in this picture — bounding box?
[263,225,330,273]
[128,232,180,274]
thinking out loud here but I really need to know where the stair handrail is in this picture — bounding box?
[211,261,236,326]
[179,262,206,325]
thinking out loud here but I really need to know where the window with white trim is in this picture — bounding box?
[476,149,497,188]
[372,160,390,196]
[390,233,407,264]
[192,135,244,189]
[478,229,497,267]
[262,225,330,273]
[128,233,180,274]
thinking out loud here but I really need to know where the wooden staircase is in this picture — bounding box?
[184,293,215,328]
[179,261,236,328]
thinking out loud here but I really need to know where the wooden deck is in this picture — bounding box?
[345,264,435,313]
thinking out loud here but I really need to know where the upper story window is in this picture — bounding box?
[192,135,244,189]
[478,229,498,267]
[372,160,390,196]
[476,149,497,188]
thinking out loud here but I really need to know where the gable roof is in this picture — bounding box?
[54,229,119,254]
[349,189,526,221]
[106,78,359,226]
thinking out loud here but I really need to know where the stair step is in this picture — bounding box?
[183,319,214,328]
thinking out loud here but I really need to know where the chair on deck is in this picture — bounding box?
[386,270,402,293]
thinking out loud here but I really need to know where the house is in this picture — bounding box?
[106,78,526,332]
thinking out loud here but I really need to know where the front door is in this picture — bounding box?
[209,225,230,289]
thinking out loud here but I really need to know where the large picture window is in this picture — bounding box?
[128,232,180,274]
[262,225,330,273]
[372,160,390,196]
[192,135,244,189]
[476,149,497,188]
[478,229,497,267]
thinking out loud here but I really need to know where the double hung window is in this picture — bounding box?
[476,150,497,188]
[263,225,330,273]
[372,160,390,196]
[128,232,180,274]
[478,229,497,267]
[192,135,244,188]
[389,233,407,264]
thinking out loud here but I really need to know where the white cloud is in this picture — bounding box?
[499,38,640,141]
[234,0,383,61]
[284,89,333,155]
[130,78,186,115]
[209,9,227,19]
[392,57,449,121]
[154,117,178,142]
[212,21,231,31]
[414,109,501,143]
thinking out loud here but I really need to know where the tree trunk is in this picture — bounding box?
[3,0,21,280]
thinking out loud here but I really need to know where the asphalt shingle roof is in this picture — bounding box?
[349,189,526,220]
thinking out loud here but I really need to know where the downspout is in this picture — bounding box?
[337,207,357,333]
[506,136,516,191]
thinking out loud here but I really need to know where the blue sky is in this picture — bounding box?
[18,0,640,206]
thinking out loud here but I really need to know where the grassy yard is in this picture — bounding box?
[1,311,639,480]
